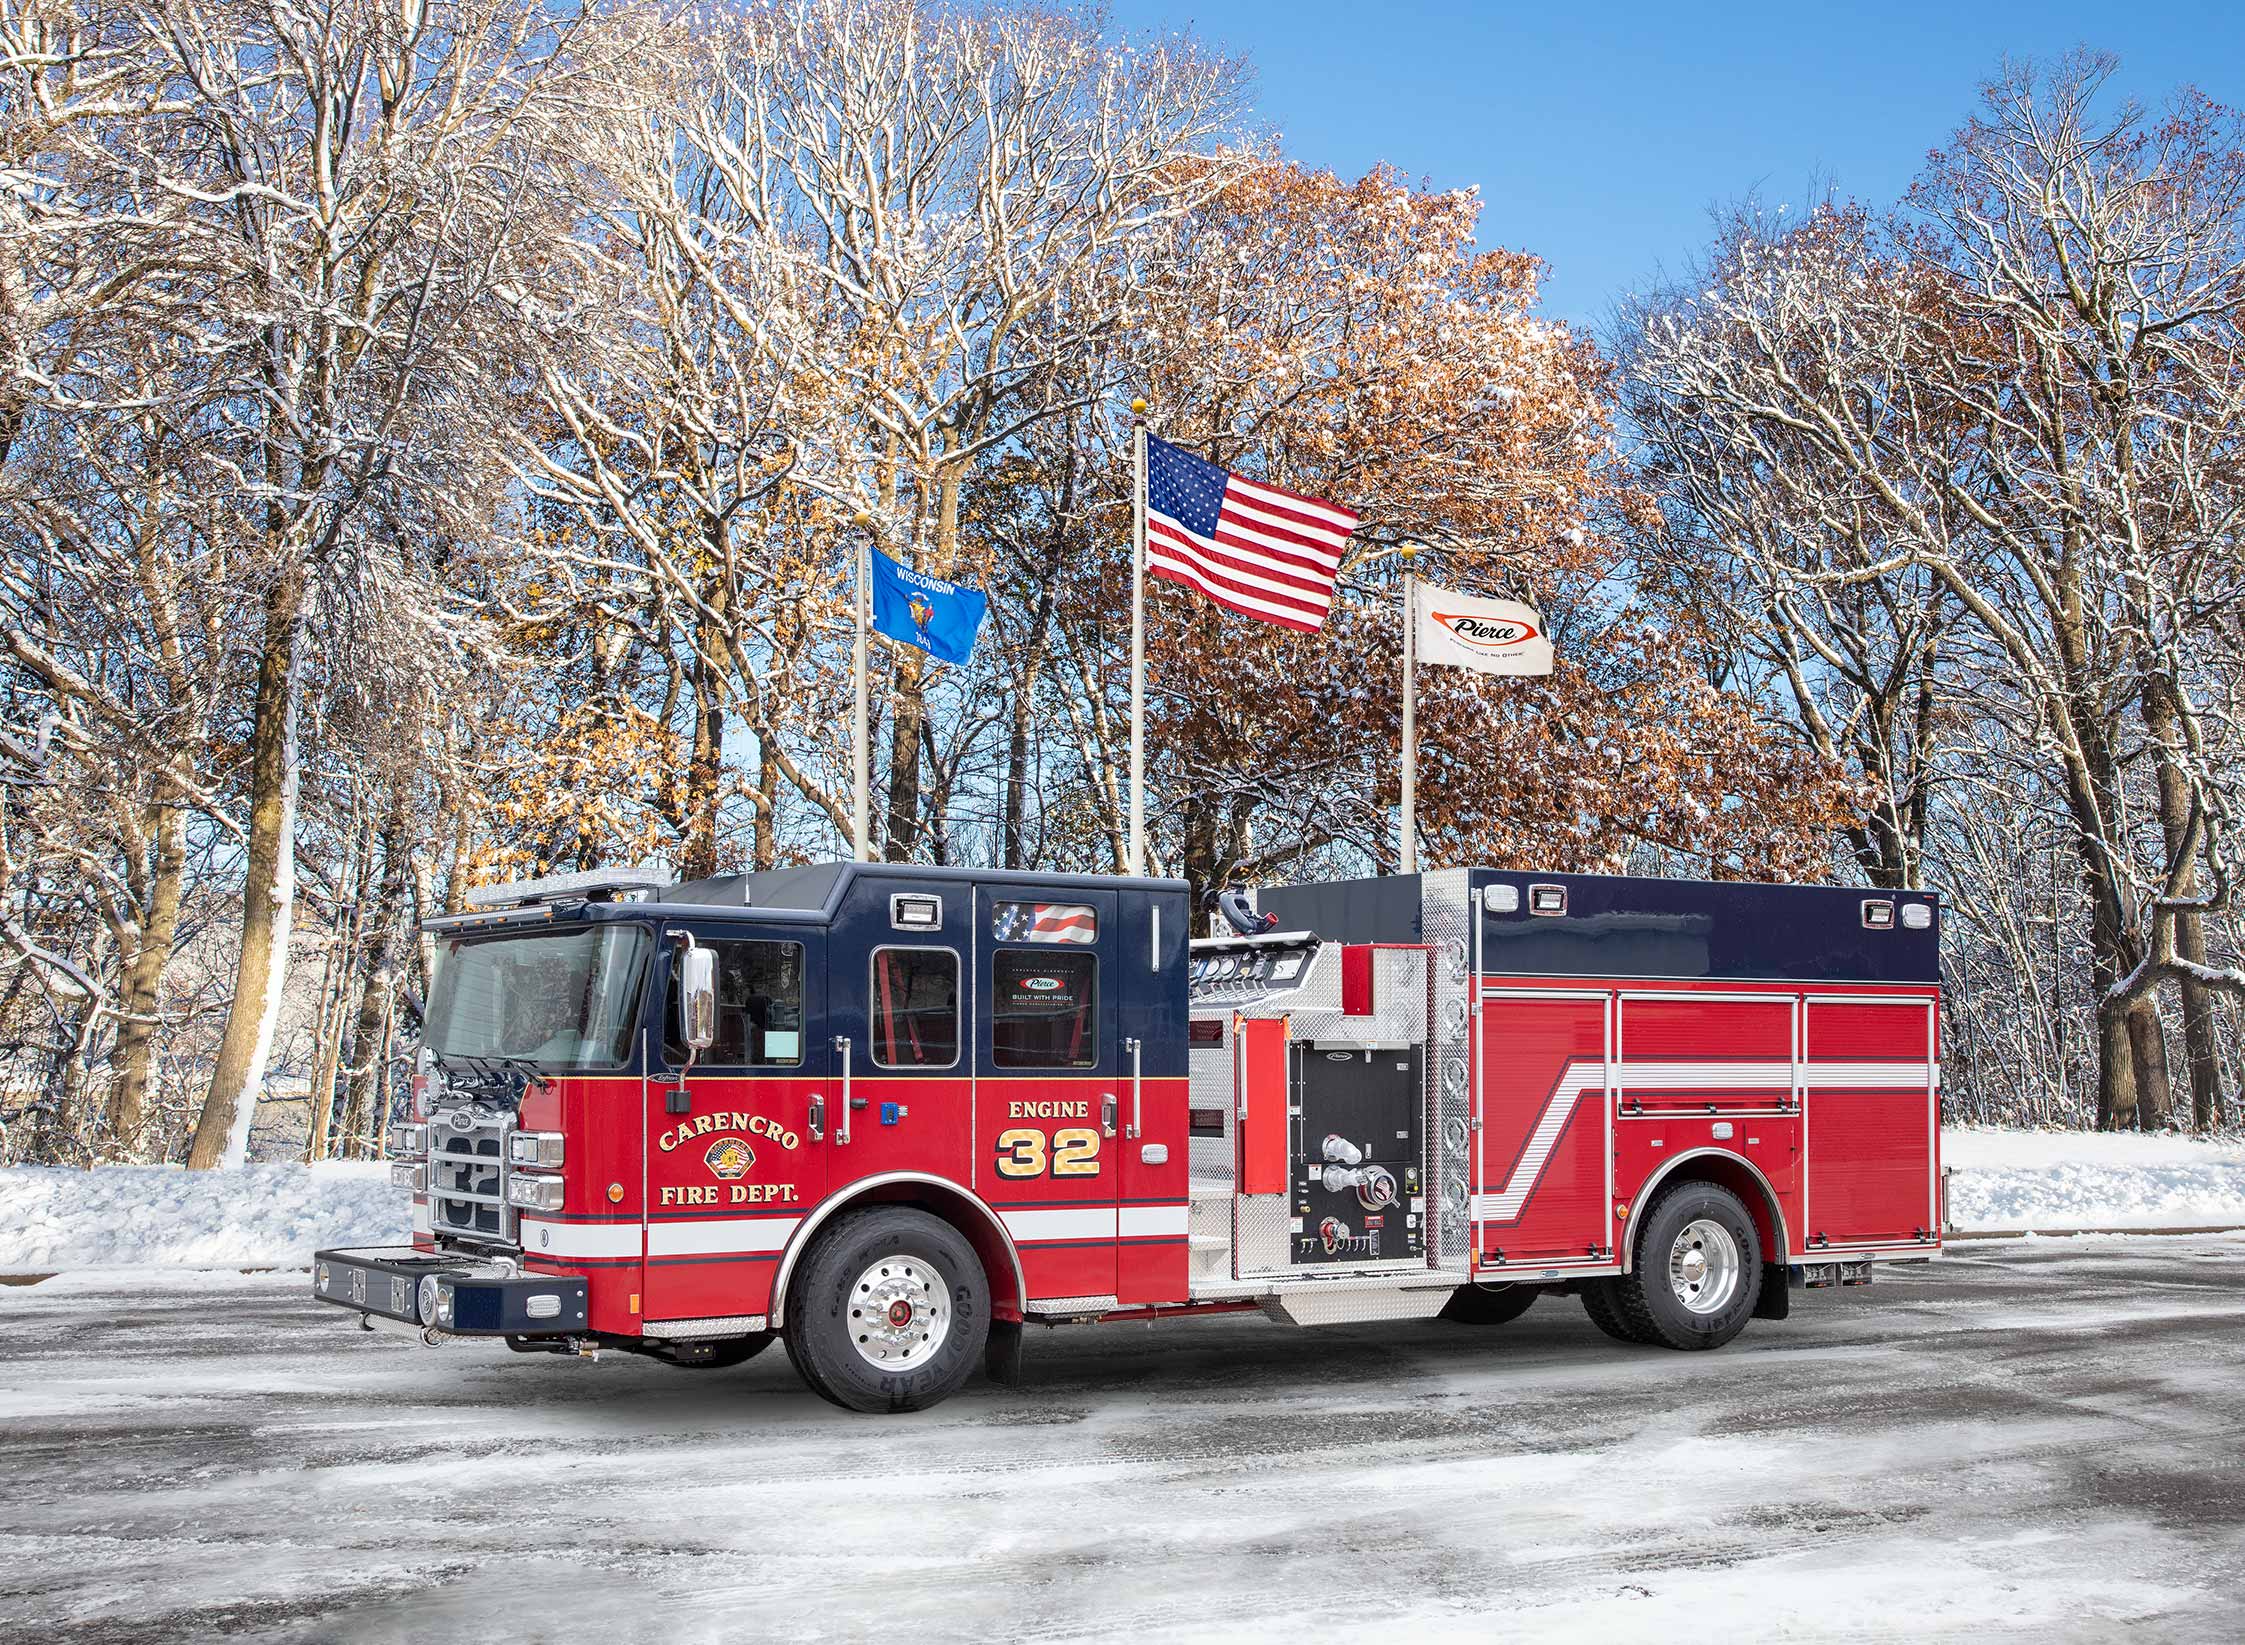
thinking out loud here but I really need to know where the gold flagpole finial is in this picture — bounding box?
[1130,398,1148,417]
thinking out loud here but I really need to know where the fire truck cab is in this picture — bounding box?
[313,862,1943,1413]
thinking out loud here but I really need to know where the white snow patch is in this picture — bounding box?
[0,1163,407,1272]
[1945,1126,2245,1231]
[7,1131,2243,1273]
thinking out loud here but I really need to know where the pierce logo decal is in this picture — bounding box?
[1432,612,1542,652]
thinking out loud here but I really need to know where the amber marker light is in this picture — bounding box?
[608,1182,625,1204]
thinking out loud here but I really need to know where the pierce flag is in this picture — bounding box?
[1412,582,1554,676]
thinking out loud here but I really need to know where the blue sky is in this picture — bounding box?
[1121,1,2245,332]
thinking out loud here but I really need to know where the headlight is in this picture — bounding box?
[506,1173,564,1212]
[387,1122,427,1157]
[507,1130,564,1168]
[391,1162,427,1193]
[417,1274,454,1326]
[315,1262,331,1295]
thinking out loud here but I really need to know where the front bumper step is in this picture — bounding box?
[313,1246,588,1336]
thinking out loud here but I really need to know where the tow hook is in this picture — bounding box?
[420,1326,447,1347]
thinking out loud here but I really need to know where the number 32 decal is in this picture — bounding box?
[994,1127,1101,1179]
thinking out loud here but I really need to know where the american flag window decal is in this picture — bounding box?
[990,901,1097,945]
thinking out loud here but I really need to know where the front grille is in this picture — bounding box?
[428,1110,517,1247]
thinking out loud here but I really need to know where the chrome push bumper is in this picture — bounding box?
[312,1246,589,1337]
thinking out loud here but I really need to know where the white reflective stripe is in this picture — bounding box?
[1803,1062,1936,1088]
[410,1201,431,1234]
[646,1217,801,1257]
[1482,1064,1601,1218]
[999,1207,1117,1243]
[1619,1061,1790,1088]
[519,1217,643,1259]
[1118,1204,1188,1239]
[1476,1054,1940,1223]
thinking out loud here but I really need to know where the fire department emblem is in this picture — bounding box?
[704,1137,755,1180]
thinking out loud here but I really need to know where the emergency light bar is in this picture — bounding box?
[462,866,668,910]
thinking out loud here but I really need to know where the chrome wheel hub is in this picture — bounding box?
[848,1254,950,1370]
[1667,1218,1742,1315]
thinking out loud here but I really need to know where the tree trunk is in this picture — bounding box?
[2088,859,2139,1131]
[679,539,732,880]
[752,737,780,872]
[886,433,965,863]
[2143,671,2227,1130]
[2178,915,2226,1130]
[2093,991,2138,1132]
[339,836,405,1160]
[187,570,308,1170]
[306,813,376,1162]
[680,642,725,879]
[108,799,186,1153]
[2125,1000,2174,1131]
[883,645,926,862]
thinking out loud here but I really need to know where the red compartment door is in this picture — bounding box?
[1618,995,1794,1112]
[1803,997,1937,1246]
[1477,994,1609,1263]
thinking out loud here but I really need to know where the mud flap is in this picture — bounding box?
[1753,1262,1791,1320]
[983,1319,1025,1386]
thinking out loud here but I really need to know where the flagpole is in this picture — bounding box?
[1128,399,1148,878]
[1400,542,1418,875]
[850,510,871,862]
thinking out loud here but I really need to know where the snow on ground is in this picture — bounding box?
[3,1126,2243,1275]
[0,1162,407,1272]
[1945,1126,2245,1231]
[4,1239,2244,1642]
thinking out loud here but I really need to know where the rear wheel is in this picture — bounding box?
[1606,1181,1763,1350]
[1440,1284,1537,1326]
[1579,1278,1653,1344]
[784,1207,989,1413]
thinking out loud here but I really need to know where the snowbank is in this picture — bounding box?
[0,1163,408,1272]
[6,1129,2244,1272]
[1944,1127,2245,1231]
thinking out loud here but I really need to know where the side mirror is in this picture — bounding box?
[680,945,718,1053]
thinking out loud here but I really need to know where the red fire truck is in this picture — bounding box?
[313,863,1944,1412]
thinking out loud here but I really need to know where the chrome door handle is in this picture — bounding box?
[808,1093,826,1142]
[1100,1093,1117,1138]
[1125,1037,1142,1139]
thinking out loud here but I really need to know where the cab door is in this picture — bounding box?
[976,887,1121,1303]
[642,923,828,1325]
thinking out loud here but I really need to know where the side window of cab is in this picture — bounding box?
[664,939,806,1067]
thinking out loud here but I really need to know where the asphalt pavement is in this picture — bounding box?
[2,1236,2241,1643]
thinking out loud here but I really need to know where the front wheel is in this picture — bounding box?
[784,1207,990,1413]
[1603,1182,1763,1350]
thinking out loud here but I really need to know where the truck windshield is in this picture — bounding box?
[423,925,652,1071]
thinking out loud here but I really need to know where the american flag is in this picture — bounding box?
[1144,434,1358,633]
[992,901,1097,944]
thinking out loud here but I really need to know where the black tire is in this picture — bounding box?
[1440,1284,1537,1326]
[1608,1181,1763,1350]
[1579,1278,1654,1345]
[651,1332,774,1369]
[784,1207,990,1413]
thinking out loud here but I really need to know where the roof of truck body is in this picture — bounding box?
[655,861,1190,919]
[425,861,1192,936]
[1262,869,1942,987]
